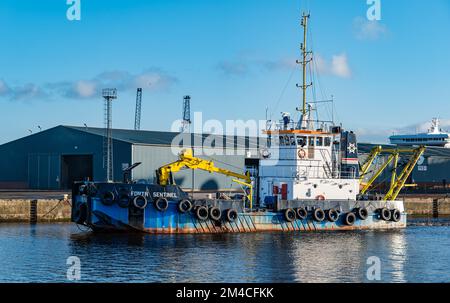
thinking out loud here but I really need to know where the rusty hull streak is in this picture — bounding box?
[141,218,407,234]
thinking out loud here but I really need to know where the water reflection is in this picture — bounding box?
[388,232,407,283]
[1,221,450,282]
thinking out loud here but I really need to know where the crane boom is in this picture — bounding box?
[359,145,426,201]
[156,149,253,206]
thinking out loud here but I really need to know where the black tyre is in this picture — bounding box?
[313,208,325,222]
[209,207,222,221]
[154,197,169,212]
[73,203,87,224]
[379,208,391,221]
[226,209,238,222]
[196,206,209,221]
[355,207,369,220]
[178,199,192,213]
[102,191,115,206]
[326,209,339,222]
[133,195,148,210]
[118,194,130,208]
[391,209,401,222]
[284,208,296,222]
[296,207,308,220]
[86,184,97,196]
[78,184,87,195]
[344,212,356,226]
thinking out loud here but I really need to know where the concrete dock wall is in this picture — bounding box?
[0,199,71,222]
[0,195,449,223]
[402,195,450,216]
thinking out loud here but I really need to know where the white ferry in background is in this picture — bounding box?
[390,118,450,148]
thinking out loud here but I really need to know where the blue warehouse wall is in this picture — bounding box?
[132,145,247,191]
[412,156,450,184]
[0,126,131,189]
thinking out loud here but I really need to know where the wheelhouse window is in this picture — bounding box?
[324,137,331,147]
[316,137,323,147]
[297,136,307,147]
[308,137,315,147]
[289,136,296,146]
[284,135,290,146]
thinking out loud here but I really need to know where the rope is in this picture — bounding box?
[41,199,64,218]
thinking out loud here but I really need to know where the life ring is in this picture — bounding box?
[296,207,308,220]
[118,194,130,208]
[379,208,391,221]
[326,209,339,222]
[102,191,115,206]
[313,208,325,222]
[391,209,401,222]
[209,207,222,221]
[226,209,238,222]
[344,212,356,226]
[133,195,148,210]
[315,195,326,201]
[354,207,368,220]
[196,206,209,221]
[178,199,193,213]
[154,197,169,212]
[298,149,307,159]
[284,208,296,222]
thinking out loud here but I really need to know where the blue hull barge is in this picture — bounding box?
[71,12,420,234]
[71,182,407,234]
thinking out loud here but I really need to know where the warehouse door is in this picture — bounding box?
[28,154,60,189]
[61,155,93,189]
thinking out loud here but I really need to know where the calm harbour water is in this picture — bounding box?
[0,219,450,283]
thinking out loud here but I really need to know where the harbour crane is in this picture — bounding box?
[359,145,426,201]
[156,149,253,207]
[134,88,143,130]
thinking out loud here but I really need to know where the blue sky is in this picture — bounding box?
[0,0,449,144]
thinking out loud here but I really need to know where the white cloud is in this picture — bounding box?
[0,68,178,102]
[392,119,450,135]
[261,58,297,71]
[331,54,352,78]
[0,79,10,96]
[10,83,47,101]
[218,55,351,79]
[353,17,388,41]
[355,127,393,144]
[314,53,352,78]
[74,80,97,98]
[217,61,250,76]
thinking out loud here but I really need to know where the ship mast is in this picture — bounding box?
[297,12,312,129]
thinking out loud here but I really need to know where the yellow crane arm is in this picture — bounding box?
[359,145,426,201]
[360,153,396,195]
[156,149,253,208]
[359,145,382,180]
[384,146,425,201]
[157,149,251,186]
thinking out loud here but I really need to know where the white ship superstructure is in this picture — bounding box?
[259,127,361,205]
[258,13,361,206]
[390,118,450,148]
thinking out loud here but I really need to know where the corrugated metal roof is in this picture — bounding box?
[65,125,260,149]
[358,143,450,158]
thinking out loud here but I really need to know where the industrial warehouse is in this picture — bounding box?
[0,125,450,194]
[0,125,260,191]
